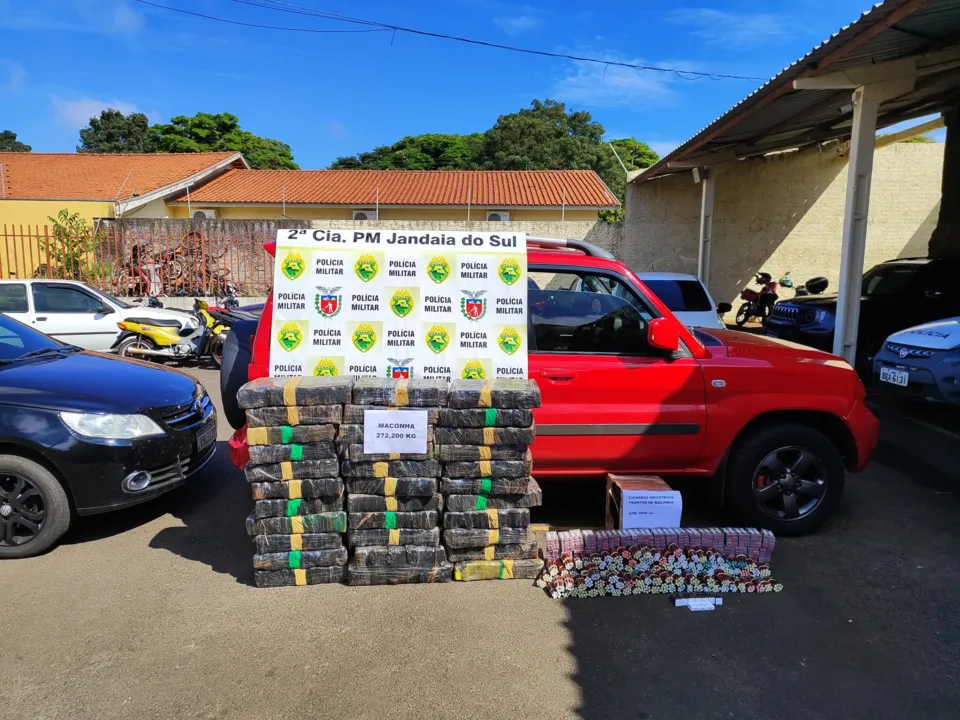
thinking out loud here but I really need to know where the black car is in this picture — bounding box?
[0,313,216,558]
[764,257,960,374]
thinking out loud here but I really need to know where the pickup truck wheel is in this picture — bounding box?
[221,320,256,430]
[728,423,844,536]
[0,456,71,559]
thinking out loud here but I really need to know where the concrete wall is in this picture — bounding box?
[624,142,944,308]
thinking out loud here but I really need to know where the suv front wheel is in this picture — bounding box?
[728,422,845,536]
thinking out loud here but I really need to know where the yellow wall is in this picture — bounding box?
[164,204,600,221]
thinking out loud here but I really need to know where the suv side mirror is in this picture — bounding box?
[647,318,680,352]
[716,302,733,314]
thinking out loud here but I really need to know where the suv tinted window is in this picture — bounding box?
[862,264,922,297]
[529,270,655,354]
[32,284,102,313]
[642,279,712,312]
[0,284,28,313]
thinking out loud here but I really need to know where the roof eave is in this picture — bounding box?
[116,153,248,215]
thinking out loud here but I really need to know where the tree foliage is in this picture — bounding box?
[332,133,484,170]
[41,209,103,279]
[0,129,31,152]
[77,110,298,169]
[609,138,659,170]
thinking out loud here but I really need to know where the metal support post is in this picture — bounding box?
[696,168,715,289]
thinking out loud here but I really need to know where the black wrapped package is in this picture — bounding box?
[440,476,533,495]
[246,424,336,445]
[254,533,343,553]
[244,459,339,482]
[447,379,541,409]
[341,459,441,478]
[245,511,347,536]
[437,408,533,428]
[337,425,435,445]
[346,477,438,497]
[246,405,342,428]
[352,545,448,568]
[435,427,535,446]
[444,527,529,548]
[346,563,454,585]
[255,566,346,588]
[453,558,544,581]
[345,443,435,462]
[237,376,353,408]
[352,377,448,407]
[253,547,348,570]
[248,442,337,465]
[349,527,440,547]
[442,459,532,478]
[254,495,344,519]
[437,446,531,463]
[347,493,442,512]
[444,478,542,511]
[446,542,540,562]
[348,510,439,530]
[250,478,344,500]
[344,404,439,424]
[443,508,530,529]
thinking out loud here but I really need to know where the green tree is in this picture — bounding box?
[78,110,156,153]
[41,209,104,279]
[331,133,484,170]
[151,112,298,169]
[0,129,31,151]
[609,138,659,170]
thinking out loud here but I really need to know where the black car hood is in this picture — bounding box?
[0,351,198,414]
[781,293,839,309]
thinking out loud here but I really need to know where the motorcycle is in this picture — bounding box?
[112,299,230,367]
[735,272,779,326]
[779,272,830,297]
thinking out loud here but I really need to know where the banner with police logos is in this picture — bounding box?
[270,229,528,381]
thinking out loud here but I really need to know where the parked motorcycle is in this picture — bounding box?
[112,298,230,367]
[736,272,779,326]
[779,272,830,297]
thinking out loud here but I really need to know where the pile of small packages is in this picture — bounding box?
[238,376,353,588]
[341,378,453,585]
[438,379,545,581]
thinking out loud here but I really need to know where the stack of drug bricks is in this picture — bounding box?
[341,378,453,585]
[237,376,353,588]
[438,379,545,582]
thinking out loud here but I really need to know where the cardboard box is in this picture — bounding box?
[605,474,682,530]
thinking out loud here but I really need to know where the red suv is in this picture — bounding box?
[221,237,878,536]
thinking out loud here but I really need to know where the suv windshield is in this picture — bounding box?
[0,313,71,364]
[642,279,713,312]
[862,264,922,297]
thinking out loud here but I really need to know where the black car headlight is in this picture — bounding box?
[60,412,165,439]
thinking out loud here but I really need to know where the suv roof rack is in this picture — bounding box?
[527,236,616,260]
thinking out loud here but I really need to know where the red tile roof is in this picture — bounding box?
[0,152,244,201]
[172,169,619,207]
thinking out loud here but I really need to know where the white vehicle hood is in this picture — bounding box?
[119,306,195,324]
[887,317,960,350]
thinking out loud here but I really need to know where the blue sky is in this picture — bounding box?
[0,0,944,168]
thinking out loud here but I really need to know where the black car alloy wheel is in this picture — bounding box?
[752,446,827,520]
[0,473,46,547]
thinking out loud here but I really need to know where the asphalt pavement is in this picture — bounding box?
[2,368,959,720]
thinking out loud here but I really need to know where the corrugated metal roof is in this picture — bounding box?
[639,0,960,181]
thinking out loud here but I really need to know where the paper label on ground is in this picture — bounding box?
[621,490,683,529]
[363,409,428,455]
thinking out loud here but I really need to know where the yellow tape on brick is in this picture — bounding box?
[294,568,307,586]
[247,427,267,446]
[389,453,400,461]
[478,380,495,408]
[373,462,389,478]
[290,534,303,551]
[286,406,300,426]
[479,460,492,476]
[483,427,495,445]
[281,462,294,481]
[488,529,499,545]
[501,559,514,579]
[288,480,302,499]
[290,516,304,534]
[484,545,495,561]
[282,376,302,406]
[383,477,397,496]
[395,378,409,407]
[487,508,499,529]
[388,529,400,545]
[385,497,398,512]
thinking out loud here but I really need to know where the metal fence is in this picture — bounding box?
[1,224,273,297]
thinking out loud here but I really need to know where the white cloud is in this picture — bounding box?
[555,54,688,109]
[51,96,141,129]
[667,8,786,48]
[492,15,540,35]
[1,60,25,94]
[0,0,143,35]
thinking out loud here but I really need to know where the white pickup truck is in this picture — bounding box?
[0,280,190,350]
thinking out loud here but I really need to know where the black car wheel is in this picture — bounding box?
[728,423,844,536]
[0,456,71,559]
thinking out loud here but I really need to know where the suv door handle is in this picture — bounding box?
[35,316,47,321]
[541,368,577,381]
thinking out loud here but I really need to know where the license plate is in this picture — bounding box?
[196,421,217,451]
[879,367,909,387]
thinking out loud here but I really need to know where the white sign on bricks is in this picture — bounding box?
[363,409,429,455]
[269,228,528,380]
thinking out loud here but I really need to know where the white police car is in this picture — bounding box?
[873,317,960,403]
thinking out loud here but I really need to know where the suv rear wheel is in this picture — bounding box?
[728,422,844,536]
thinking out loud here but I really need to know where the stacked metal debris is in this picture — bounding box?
[238,376,353,588]
[343,378,453,584]
[438,379,545,580]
